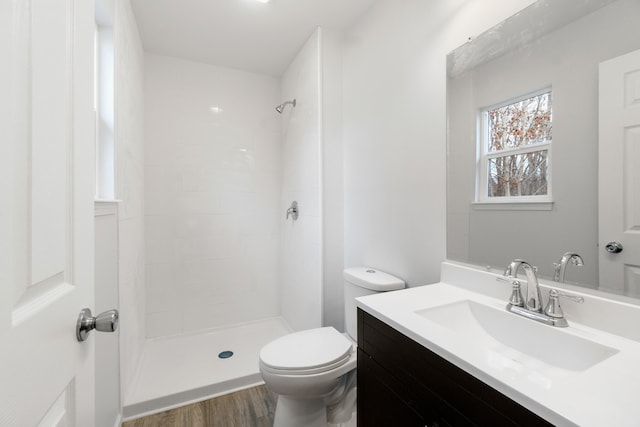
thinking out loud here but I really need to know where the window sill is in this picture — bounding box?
[94,199,122,217]
[94,198,122,204]
[472,201,553,211]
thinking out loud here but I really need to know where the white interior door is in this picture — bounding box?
[0,0,97,426]
[599,48,640,297]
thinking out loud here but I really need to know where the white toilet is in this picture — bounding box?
[259,267,405,427]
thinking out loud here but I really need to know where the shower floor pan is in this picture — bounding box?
[123,317,291,420]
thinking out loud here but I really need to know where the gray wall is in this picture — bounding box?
[343,0,535,287]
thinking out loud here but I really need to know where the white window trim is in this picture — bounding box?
[475,88,553,207]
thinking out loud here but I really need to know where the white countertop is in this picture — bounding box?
[355,261,640,427]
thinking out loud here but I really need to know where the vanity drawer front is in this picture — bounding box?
[358,309,554,427]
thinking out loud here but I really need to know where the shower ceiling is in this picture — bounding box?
[130,0,377,77]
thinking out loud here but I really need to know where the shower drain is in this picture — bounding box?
[218,350,234,359]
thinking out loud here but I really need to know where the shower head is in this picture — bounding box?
[275,99,296,114]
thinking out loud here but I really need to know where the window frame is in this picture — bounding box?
[94,14,116,201]
[475,88,553,207]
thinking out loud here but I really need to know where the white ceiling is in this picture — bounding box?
[130,0,377,77]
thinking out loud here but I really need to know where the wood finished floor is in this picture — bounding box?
[122,385,278,427]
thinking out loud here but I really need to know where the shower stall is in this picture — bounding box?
[123,27,343,418]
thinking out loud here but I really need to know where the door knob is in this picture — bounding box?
[605,241,623,254]
[76,308,119,342]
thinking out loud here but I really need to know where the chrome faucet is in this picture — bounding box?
[498,258,584,327]
[553,252,584,283]
[503,259,543,312]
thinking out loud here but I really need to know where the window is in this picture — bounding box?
[477,89,552,205]
[94,3,115,200]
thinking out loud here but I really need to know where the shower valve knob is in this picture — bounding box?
[286,201,299,220]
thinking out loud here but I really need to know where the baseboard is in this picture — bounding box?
[122,375,264,421]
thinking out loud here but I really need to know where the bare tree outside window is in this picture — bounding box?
[483,92,552,199]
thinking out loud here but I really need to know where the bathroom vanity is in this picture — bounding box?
[357,309,552,426]
[356,261,640,427]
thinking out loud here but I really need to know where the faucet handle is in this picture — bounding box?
[544,289,584,319]
[497,276,524,307]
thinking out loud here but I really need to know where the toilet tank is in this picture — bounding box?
[344,267,405,341]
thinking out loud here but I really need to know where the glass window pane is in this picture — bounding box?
[487,150,548,197]
[487,92,552,152]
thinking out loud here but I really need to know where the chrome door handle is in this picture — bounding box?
[605,241,623,254]
[76,308,119,342]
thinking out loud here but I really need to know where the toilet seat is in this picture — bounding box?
[259,327,354,375]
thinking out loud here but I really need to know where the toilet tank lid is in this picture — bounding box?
[343,267,405,291]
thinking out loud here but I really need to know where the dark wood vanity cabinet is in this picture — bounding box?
[357,309,554,427]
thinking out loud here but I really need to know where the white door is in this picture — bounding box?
[0,0,97,426]
[599,49,640,297]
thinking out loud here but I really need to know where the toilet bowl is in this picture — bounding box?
[259,327,357,427]
[259,268,405,427]
[260,327,356,396]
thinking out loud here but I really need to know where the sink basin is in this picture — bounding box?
[415,300,618,371]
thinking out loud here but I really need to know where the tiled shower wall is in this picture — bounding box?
[144,54,281,337]
[278,28,323,332]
